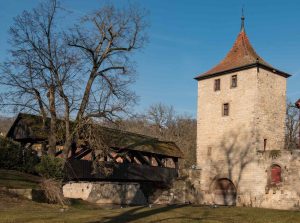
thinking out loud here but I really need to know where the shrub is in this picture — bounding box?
[22,149,40,173]
[35,155,64,180]
[0,137,22,169]
[0,137,39,173]
[40,178,68,205]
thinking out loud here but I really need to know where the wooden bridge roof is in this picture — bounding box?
[6,113,183,158]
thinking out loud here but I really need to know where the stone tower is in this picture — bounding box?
[195,16,291,206]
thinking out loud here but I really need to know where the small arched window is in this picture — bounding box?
[271,164,282,184]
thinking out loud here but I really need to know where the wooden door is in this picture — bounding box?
[213,178,236,205]
[271,165,281,184]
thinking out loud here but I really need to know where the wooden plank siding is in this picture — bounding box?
[64,159,178,183]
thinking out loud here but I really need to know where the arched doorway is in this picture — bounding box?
[213,178,237,205]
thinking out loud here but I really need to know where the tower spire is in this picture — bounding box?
[241,7,245,32]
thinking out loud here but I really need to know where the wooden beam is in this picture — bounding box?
[41,142,47,156]
[128,153,135,163]
[124,154,132,163]
[74,147,92,160]
[71,142,77,157]
[107,152,117,162]
[135,151,151,166]
[153,154,164,167]
[173,157,179,169]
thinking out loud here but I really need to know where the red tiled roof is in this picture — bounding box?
[195,30,290,80]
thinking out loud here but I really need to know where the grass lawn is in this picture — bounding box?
[0,169,41,189]
[1,199,300,223]
[1,169,300,223]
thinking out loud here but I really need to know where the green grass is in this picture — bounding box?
[1,170,300,223]
[1,202,300,223]
[0,169,41,189]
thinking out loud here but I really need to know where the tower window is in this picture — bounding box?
[231,75,237,88]
[223,103,229,116]
[214,79,221,91]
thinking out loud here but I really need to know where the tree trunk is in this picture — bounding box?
[63,105,71,159]
[48,84,57,156]
[54,70,72,159]
[76,68,97,123]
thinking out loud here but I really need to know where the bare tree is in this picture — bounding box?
[0,0,148,159]
[0,0,80,155]
[65,3,147,158]
[208,129,255,206]
[117,103,197,168]
[146,103,176,134]
[67,4,147,123]
[285,101,300,150]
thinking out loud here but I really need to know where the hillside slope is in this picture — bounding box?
[0,169,41,189]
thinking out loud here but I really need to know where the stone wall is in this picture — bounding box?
[149,168,202,205]
[195,67,297,210]
[197,68,259,196]
[255,69,287,151]
[189,150,300,210]
[235,150,300,210]
[0,187,47,203]
[197,68,258,183]
[63,182,147,205]
[62,169,202,206]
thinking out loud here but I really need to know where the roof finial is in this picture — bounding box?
[241,7,245,32]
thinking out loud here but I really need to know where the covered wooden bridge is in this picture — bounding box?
[6,113,183,183]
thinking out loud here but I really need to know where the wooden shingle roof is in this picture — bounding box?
[6,113,183,158]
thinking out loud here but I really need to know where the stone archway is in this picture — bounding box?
[213,178,237,206]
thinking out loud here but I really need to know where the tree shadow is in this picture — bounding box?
[207,128,258,206]
[146,208,213,223]
[88,204,189,223]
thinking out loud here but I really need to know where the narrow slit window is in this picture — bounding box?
[231,75,237,88]
[207,147,212,156]
[223,103,229,116]
[214,79,221,91]
[264,139,267,151]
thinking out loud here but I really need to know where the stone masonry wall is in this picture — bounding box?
[149,168,202,205]
[197,68,259,192]
[63,182,147,205]
[236,150,300,210]
[255,69,287,151]
[196,67,292,209]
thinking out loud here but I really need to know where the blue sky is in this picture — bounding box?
[1,0,300,117]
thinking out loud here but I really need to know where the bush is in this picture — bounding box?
[35,155,64,180]
[22,149,40,173]
[0,137,22,169]
[0,137,39,173]
[40,178,68,205]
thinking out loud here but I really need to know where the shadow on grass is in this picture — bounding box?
[88,204,192,223]
[146,209,212,223]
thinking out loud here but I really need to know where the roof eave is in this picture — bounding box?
[194,63,291,81]
[6,113,22,138]
[258,63,291,78]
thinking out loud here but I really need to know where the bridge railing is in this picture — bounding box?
[64,159,178,183]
